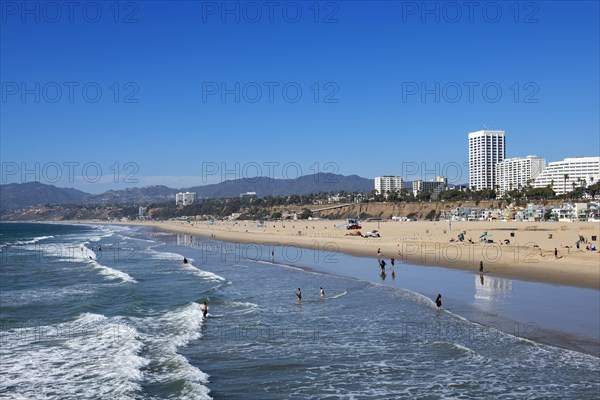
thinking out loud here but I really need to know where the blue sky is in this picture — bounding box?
[1,0,599,193]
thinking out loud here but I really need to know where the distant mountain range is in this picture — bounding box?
[0,182,90,210]
[0,173,374,209]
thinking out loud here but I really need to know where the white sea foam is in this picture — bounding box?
[34,235,54,241]
[92,260,137,283]
[13,235,54,245]
[223,301,260,316]
[0,313,148,399]
[0,284,97,306]
[134,303,212,400]
[326,290,348,300]
[80,243,137,283]
[147,248,187,260]
[248,259,305,272]
[145,248,224,282]
[120,235,156,243]
[227,301,259,308]
[182,263,226,282]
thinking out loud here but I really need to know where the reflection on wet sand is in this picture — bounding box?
[475,274,513,302]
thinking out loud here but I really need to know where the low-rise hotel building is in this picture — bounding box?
[532,157,600,195]
[495,156,546,195]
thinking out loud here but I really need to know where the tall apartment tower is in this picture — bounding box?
[468,130,506,190]
[374,176,404,194]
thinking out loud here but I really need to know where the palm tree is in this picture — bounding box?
[563,174,569,197]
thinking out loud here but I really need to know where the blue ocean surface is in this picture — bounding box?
[1,222,598,399]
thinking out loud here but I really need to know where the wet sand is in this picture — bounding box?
[101,219,600,290]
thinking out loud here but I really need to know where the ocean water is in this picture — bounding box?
[1,223,598,399]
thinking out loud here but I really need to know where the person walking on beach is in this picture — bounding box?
[201,302,208,318]
[320,287,325,298]
[479,261,484,273]
[554,248,558,259]
[296,288,302,303]
[377,248,381,258]
[435,294,442,311]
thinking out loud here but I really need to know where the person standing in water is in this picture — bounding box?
[271,250,275,262]
[201,302,208,318]
[320,287,325,298]
[435,294,442,311]
[296,288,302,303]
[479,260,483,273]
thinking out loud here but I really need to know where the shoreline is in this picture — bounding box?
[6,219,598,356]
[149,223,600,357]
[81,219,600,290]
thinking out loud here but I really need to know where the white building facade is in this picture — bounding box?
[532,157,600,195]
[412,176,447,198]
[495,155,546,196]
[468,130,506,190]
[374,176,404,194]
[175,192,197,206]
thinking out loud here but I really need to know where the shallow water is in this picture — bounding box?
[1,223,598,399]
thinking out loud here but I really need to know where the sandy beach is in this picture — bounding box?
[97,219,600,290]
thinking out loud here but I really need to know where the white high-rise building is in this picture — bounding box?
[175,192,197,206]
[468,130,506,190]
[374,176,404,194]
[532,157,600,195]
[495,156,546,196]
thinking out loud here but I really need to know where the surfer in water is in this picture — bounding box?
[202,302,208,318]
[296,288,302,303]
[183,257,188,264]
[435,294,442,311]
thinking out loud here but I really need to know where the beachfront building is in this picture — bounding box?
[374,176,404,195]
[544,202,600,222]
[175,192,197,206]
[514,204,548,222]
[532,157,600,195]
[468,130,506,191]
[412,176,447,199]
[495,156,546,196]
[439,206,477,221]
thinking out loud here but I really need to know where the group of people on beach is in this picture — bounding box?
[376,248,488,312]
[296,287,325,303]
